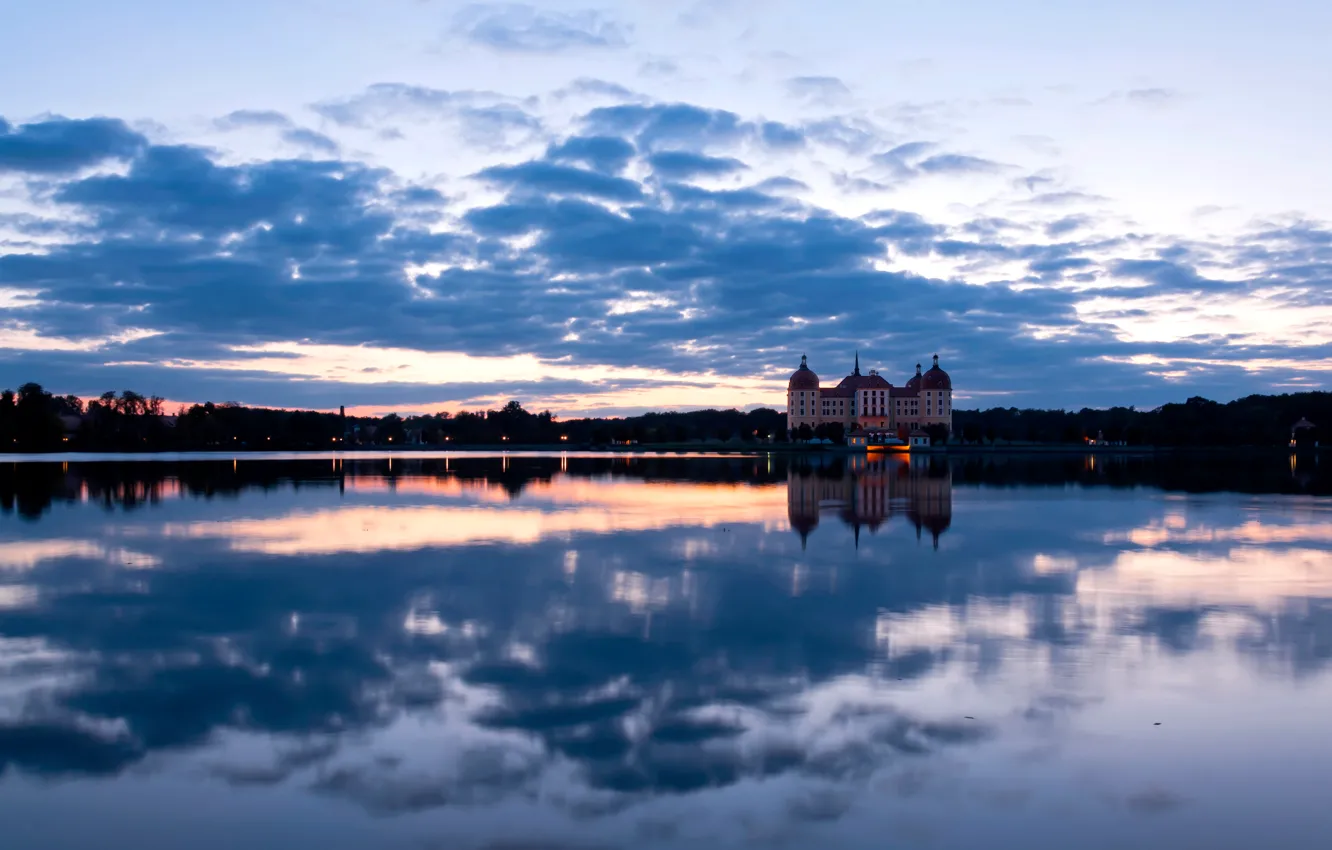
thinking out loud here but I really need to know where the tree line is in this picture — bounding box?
[1,381,1326,452]
[952,394,1326,447]
[0,383,789,452]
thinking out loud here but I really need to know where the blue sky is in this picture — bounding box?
[2,0,1330,415]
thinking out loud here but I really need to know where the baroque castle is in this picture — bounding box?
[786,353,953,437]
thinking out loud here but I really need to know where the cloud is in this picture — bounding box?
[1108,258,1235,295]
[647,151,748,180]
[1126,87,1178,104]
[52,145,393,238]
[6,95,1332,412]
[1095,88,1181,107]
[584,103,751,152]
[761,120,807,149]
[916,153,1003,174]
[281,127,340,154]
[312,745,545,814]
[546,135,637,174]
[638,57,679,77]
[215,109,293,130]
[755,176,808,193]
[457,104,544,147]
[553,78,642,101]
[1045,215,1093,237]
[315,84,528,124]
[0,116,145,174]
[214,110,340,154]
[678,0,748,27]
[474,160,644,201]
[786,76,852,102]
[579,103,810,157]
[872,144,1004,182]
[1125,788,1189,814]
[0,721,142,777]
[786,788,854,822]
[1025,190,1109,206]
[452,4,630,53]
[661,183,782,210]
[313,84,488,126]
[311,84,542,148]
[871,141,934,177]
[800,117,883,153]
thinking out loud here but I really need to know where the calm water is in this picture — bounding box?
[2,452,1331,849]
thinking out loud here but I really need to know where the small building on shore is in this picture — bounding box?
[1291,418,1317,449]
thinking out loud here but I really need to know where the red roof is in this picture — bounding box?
[921,355,952,390]
[837,373,893,391]
[788,355,820,390]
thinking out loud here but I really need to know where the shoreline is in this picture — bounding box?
[0,443,1312,460]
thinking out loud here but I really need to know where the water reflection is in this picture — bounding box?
[1,453,1332,849]
[788,455,952,548]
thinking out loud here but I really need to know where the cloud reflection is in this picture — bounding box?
[0,540,160,571]
[3,455,1332,848]
[165,477,787,555]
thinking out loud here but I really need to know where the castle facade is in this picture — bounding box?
[786,353,953,437]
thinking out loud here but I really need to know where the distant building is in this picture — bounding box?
[1291,417,1317,449]
[58,414,82,443]
[786,352,953,438]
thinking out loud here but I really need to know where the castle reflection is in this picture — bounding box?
[787,454,953,548]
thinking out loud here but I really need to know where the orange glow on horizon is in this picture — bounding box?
[105,341,796,417]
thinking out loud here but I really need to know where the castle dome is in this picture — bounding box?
[921,354,951,391]
[788,354,820,391]
[905,362,922,391]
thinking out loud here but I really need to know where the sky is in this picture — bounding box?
[2,0,1331,416]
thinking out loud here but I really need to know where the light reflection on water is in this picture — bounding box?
[1,453,1332,849]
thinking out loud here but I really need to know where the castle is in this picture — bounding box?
[786,352,953,438]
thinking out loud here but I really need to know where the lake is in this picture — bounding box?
[2,451,1331,849]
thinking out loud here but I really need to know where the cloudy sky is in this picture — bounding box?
[2,0,1330,415]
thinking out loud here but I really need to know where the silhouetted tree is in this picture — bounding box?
[15,383,61,451]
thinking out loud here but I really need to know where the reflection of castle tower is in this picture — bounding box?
[786,455,952,548]
[788,470,821,549]
[906,456,952,549]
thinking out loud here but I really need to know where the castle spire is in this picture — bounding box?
[854,350,861,377]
